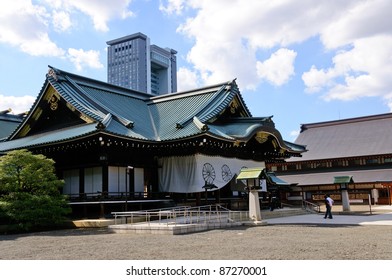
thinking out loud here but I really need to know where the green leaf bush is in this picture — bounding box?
[0,149,71,232]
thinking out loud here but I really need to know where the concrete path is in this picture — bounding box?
[265,205,392,226]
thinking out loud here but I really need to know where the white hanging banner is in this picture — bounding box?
[158,154,265,193]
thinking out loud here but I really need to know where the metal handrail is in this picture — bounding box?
[302,200,320,213]
[112,204,249,226]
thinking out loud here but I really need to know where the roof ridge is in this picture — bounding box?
[59,75,106,120]
[63,75,137,130]
[300,112,392,132]
[175,83,228,128]
[148,80,234,104]
[48,65,152,100]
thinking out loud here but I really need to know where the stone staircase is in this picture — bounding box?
[260,207,310,219]
[72,206,310,229]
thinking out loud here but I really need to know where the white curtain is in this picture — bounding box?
[134,168,145,193]
[63,169,79,197]
[84,167,103,196]
[158,154,265,193]
[108,166,126,195]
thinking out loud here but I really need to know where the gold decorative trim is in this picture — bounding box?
[18,124,31,137]
[255,132,269,144]
[80,114,94,123]
[49,95,58,111]
[229,99,239,114]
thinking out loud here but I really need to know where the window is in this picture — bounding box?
[366,158,379,165]
[349,158,365,166]
[332,160,348,167]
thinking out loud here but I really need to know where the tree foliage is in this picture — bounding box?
[0,149,71,231]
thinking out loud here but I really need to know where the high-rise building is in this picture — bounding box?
[107,32,177,95]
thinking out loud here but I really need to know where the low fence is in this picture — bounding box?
[112,204,250,226]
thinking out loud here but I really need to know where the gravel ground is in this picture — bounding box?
[1,224,392,260]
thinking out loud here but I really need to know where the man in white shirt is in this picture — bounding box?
[324,194,334,219]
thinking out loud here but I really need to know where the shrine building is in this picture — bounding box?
[0,66,305,217]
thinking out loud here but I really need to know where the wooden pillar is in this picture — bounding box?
[196,192,201,206]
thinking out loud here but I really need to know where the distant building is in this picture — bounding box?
[268,113,392,205]
[107,32,177,95]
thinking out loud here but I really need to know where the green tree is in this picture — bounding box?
[0,149,71,231]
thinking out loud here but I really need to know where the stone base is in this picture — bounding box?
[242,220,268,226]
[109,221,244,235]
[72,219,114,228]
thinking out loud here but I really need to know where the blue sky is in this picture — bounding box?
[1,0,391,142]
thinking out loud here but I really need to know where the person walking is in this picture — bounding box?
[324,194,334,219]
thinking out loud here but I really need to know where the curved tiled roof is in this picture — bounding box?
[0,123,98,152]
[0,66,305,156]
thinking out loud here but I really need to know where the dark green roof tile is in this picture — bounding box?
[0,66,306,155]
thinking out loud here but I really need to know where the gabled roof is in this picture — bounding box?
[334,176,354,184]
[288,113,392,162]
[266,171,291,186]
[237,167,264,179]
[0,66,305,157]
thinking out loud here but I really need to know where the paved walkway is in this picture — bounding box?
[265,205,392,226]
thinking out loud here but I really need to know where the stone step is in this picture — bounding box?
[260,208,309,219]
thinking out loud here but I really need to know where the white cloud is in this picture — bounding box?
[176,0,359,89]
[60,0,134,32]
[67,48,104,71]
[303,35,392,102]
[302,66,337,94]
[0,94,36,114]
[256,48,297,86]
[0,1,65,57]
[320,0,392,49]
[0,0,135,69]
[159,0,185,15]
[290,129,300,141]
[41,0,134,32]
[43,0,63,9]
[52,10,72,32]
[386,95,392,112]
[184,39,258,90]
[24,33,66,57]
[177,67,200,91]
[175,0,392,108]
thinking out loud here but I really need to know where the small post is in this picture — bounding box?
[334,176,354,212]
[341,185,351,212]
[249,189,262,221]
[125,166,134,211]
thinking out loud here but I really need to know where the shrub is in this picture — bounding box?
[0,149,71,231]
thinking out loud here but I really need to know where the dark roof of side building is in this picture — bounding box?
[288,113,392,162]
